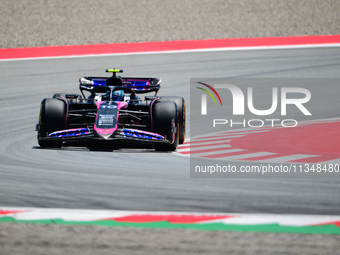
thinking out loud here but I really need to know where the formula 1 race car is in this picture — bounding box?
[36,69,185,151]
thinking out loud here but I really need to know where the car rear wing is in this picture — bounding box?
[79,76,161,94]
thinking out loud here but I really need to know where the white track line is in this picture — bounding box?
[211,152,276,160]
[181,139,236,146]
[260,154,319,163]
[177,144,232,153]
[190,148,243,157]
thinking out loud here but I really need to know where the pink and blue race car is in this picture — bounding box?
[36,69,185,151]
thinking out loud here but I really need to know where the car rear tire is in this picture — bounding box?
[159,96,185,144]
[38,98,66,148]
[153,101,179,151]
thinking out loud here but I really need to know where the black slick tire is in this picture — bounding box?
[159,96,185,144]
[153,101,179,151]
[38,98,66,148]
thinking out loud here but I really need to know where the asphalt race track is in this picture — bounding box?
[1,47,340,215]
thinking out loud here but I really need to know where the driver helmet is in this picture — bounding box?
[109,90,124,101]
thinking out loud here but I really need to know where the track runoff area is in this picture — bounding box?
[1,35,340,234]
